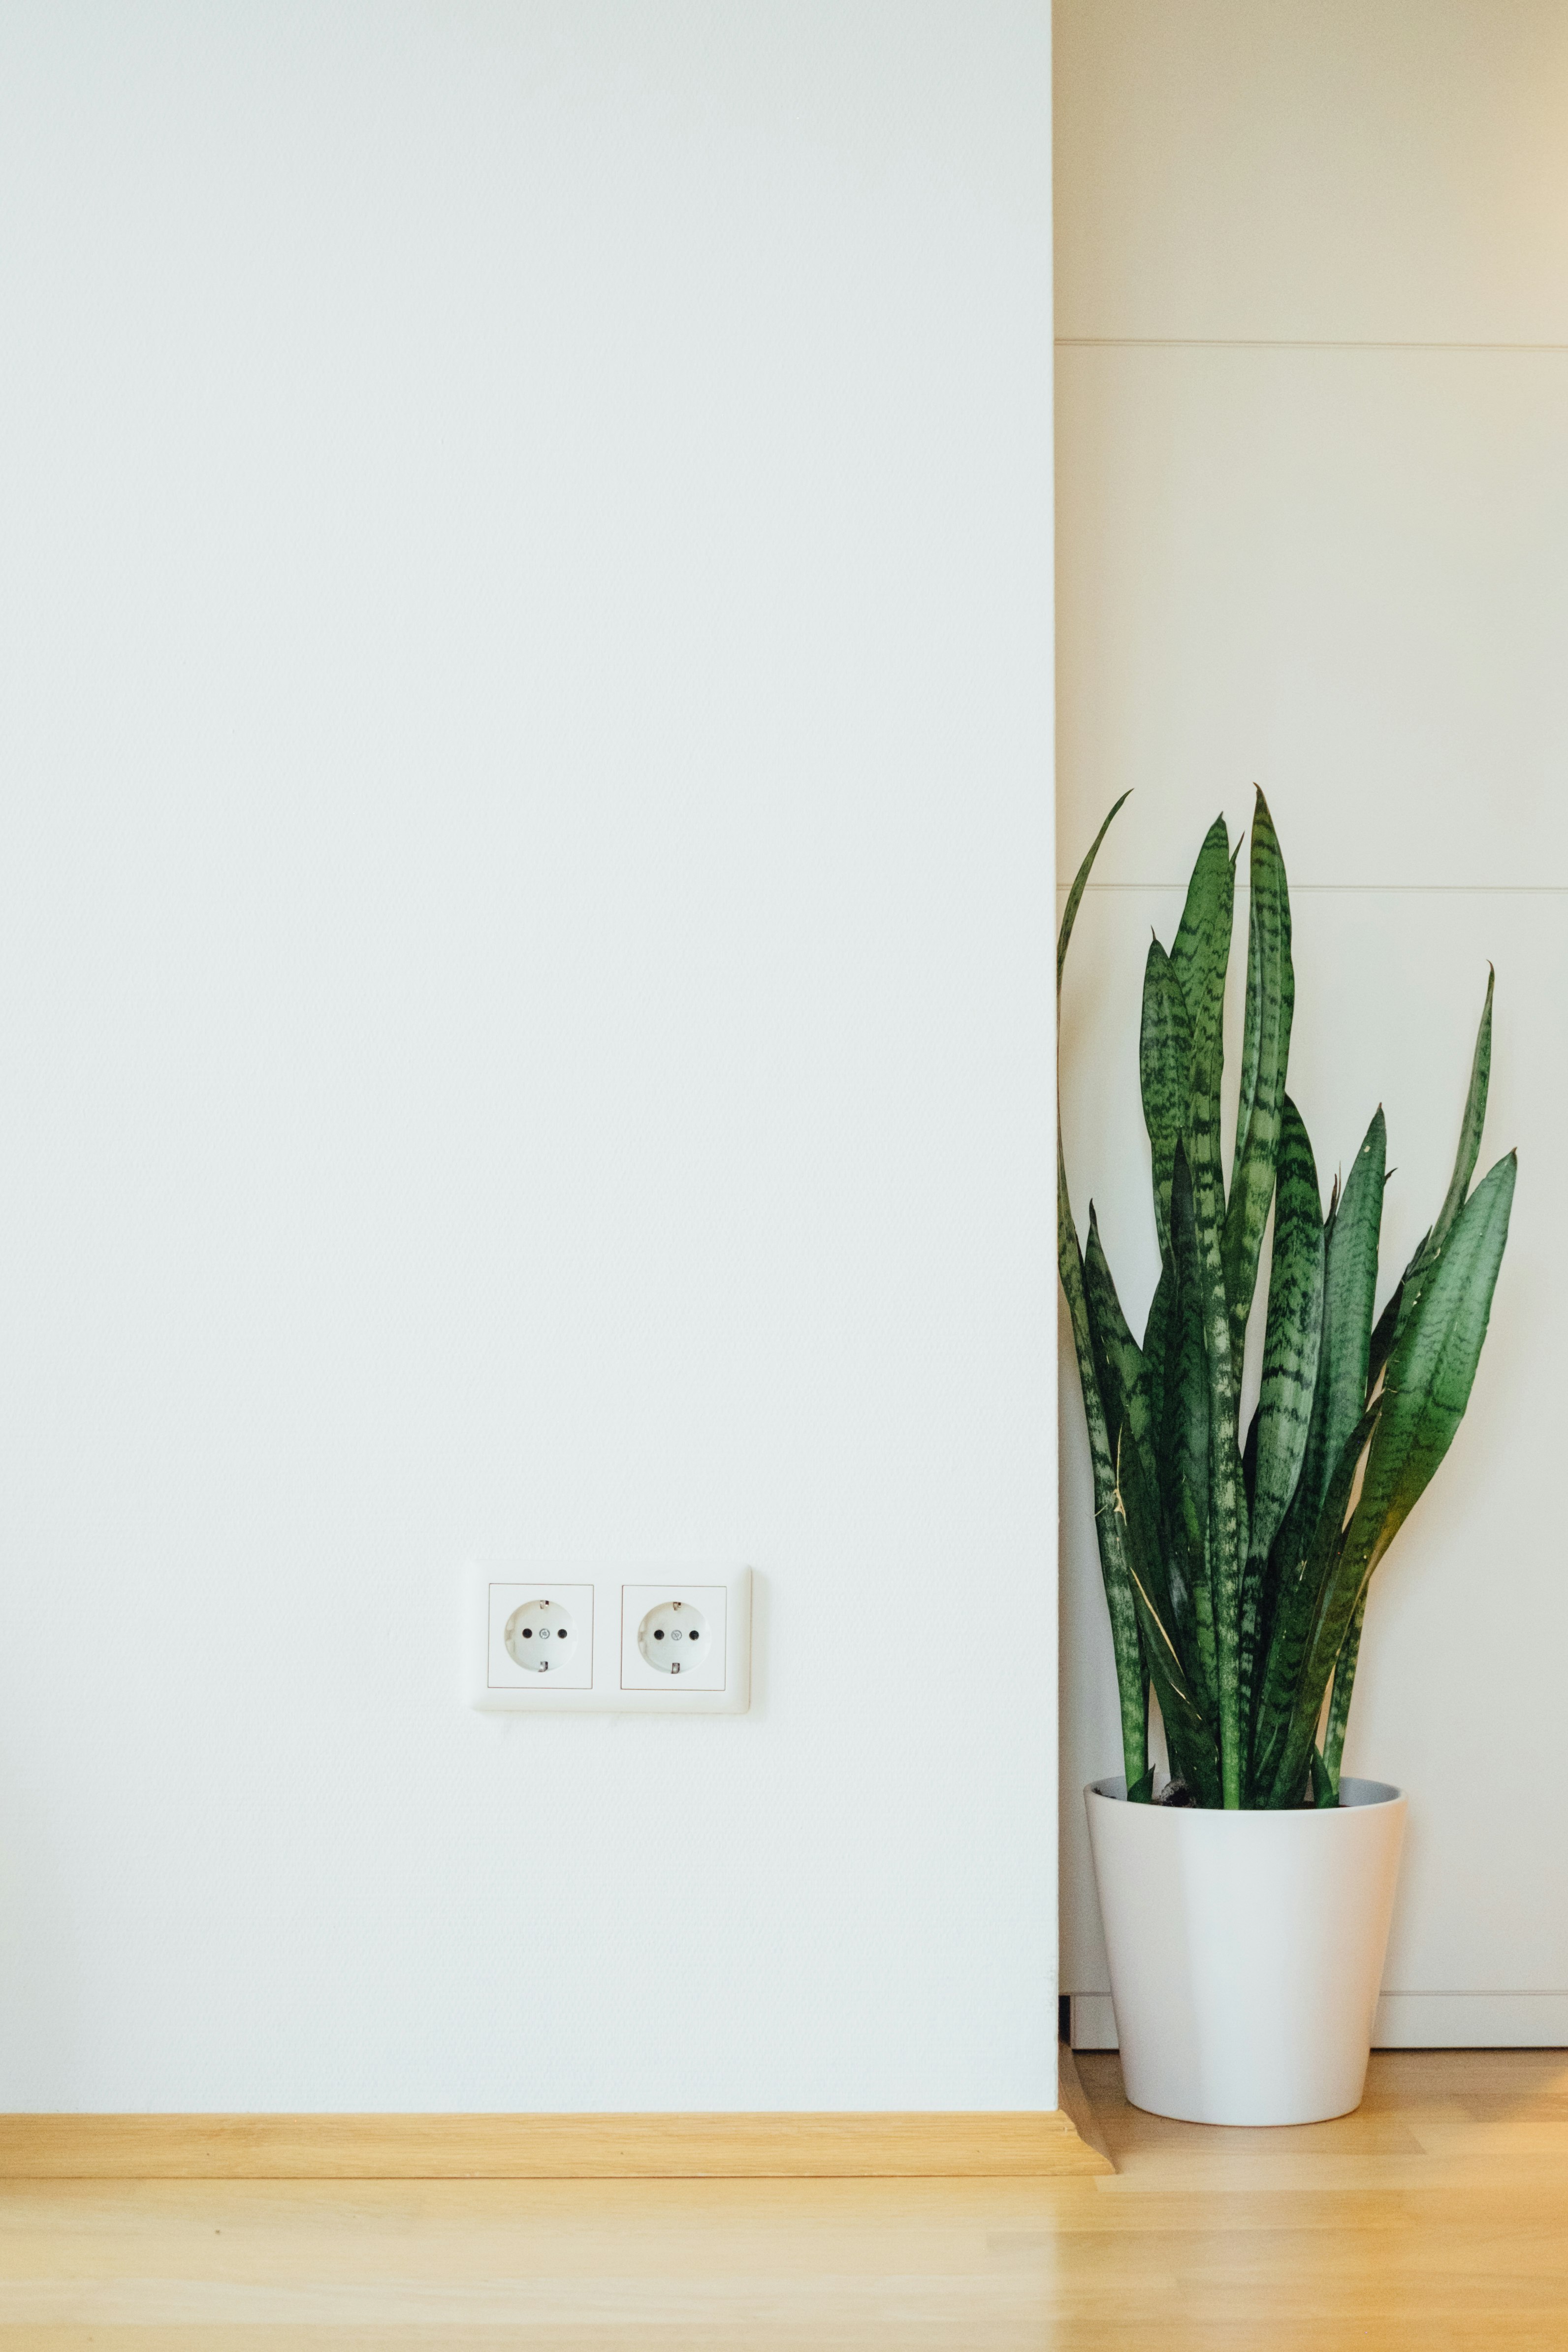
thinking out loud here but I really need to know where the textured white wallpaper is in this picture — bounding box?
[0,0,1056,2110]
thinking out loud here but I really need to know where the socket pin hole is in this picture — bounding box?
[556,1626,567,1637]
[521,1627,533,1639]
[654,1629,665,1640]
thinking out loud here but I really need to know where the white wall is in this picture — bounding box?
[1056,0,1568,2044]
[0,2,1056,2111]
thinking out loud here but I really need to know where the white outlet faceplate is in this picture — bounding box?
[621,1584,728,1692]
[466,1566,751,1714]
[484,1582,595,1692]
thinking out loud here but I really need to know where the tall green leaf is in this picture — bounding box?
[1060,1203,1149,1794]
[1222,791,1295,1366]
[1160,1146,1217,1716]
[1143,1260,1173,1458]
[1237,1095,1324,1759]
[1336,974,1498,1764]
[1271,1163,1513,1805]
[1368,970,1494,1386]
[1084,1208,1154,1478]
[1321,1589,1366,1800]
[1343,1151,1517,1585]
[1256,1106,1383,1779]
[1186,992,1248,1806]
[1140,938,1192,1266]
[1113,1427,1222,1809]
[1058,793,1131,997]
[1323,1110,1385,1463]
[1084,1244,1190,1679]
[1431,968,1496,1249]
[1169,816,1234,1049]
[1254,1404,1381,1806]
[1057,796,1148,1794]
[1248,1098,1326,1567]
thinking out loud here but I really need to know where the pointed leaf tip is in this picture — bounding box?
[1057,793,1134,998]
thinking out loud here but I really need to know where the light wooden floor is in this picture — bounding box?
[2,2051,1566,2348]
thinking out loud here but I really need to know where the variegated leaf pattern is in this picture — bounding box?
[1058,795,1514,1807]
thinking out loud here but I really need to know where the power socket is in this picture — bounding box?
[482,1581,594,1693]
[466,1566,750,1713]
[620,1584,728,1693]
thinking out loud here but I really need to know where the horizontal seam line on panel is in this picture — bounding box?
[1071,1987,1568,1997]
[1056,882,1568,896]
[1056,335,1568,354]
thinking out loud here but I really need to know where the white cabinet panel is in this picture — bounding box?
[1057,343,1568,891]
[1056,0,1568,346]
[1059,879,1566,2003]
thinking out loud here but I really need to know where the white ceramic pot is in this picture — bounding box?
[1084,1774,1408,2126]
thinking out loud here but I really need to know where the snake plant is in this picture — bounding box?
[1059,792,1515,1809]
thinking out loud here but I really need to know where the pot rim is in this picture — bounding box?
[1086,1772,1405,1812]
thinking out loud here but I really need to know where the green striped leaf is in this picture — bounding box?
[1341,1150,1517,1587]
[1088,1239,1195,1736]
[1432,969,1496,1258]
[1369,969,1494,1386]
[1267,1201,1335,1612]
[1237,1095,1325,1761]
[1157,1148,1215,1714]
[1170,811,1245,1779]
[1140,938,1192,1265]
[1248,1098,1326,1570]
[1185,1009,1248,1806]
[1262,1109,1383,1709]
[1060,1197,1149,1793]
[1084,1207,1155,1478]
[1267,1147,1512,1808]
[1112,1427,1222,1808]
[1142,1259,1173,1459]
[1254,1403,1381,1806]
[1329,993,1499,1781]
[1222,791,1295,1366]
[1292,1109,1384,1527]
[1057,792,1131,1001]
[1057,796,1148,1793]
[1322,1110,1385,1471]
[1321,1589,1366,1801]
[1276,1149,1514,1801]
[1169,815,1235,1051]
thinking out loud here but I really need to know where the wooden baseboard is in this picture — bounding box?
[0,2107,1113,2181]
[1054,2045,1115,2171]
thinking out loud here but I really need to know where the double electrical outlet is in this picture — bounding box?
[467,1565,751,1714]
